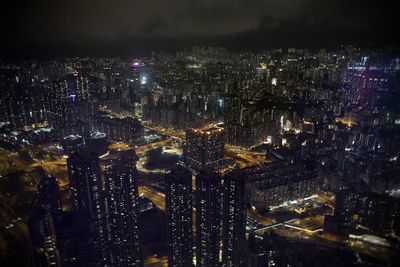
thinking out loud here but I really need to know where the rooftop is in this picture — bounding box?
[187,124,224,136]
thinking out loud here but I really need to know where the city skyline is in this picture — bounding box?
[1,46,400,267]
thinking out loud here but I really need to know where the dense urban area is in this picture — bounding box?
[0,46,399,267]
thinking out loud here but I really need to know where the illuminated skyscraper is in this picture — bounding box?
[67,148,109,266]
[195,169,222,267]
[223,93,241,124]
[165,165,193,267]
[222,170,246,266]
[183,125,224,170]
[104,148,142,266]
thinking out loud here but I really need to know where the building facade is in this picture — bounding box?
[222,170,247,267]
[195,169,222,267]
[67,148,109,265]
[165,165,193,267]
[104,149,143,266]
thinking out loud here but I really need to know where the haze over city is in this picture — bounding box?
[1,0,399,58]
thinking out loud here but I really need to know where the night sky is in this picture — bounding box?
[1,0,398,59]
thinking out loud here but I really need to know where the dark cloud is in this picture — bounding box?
[4,0,305,41]
[1,0,398,58]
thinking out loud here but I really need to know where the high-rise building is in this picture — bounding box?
[183,125,224,170]
[222,170,246,267]
[29,208,61,267]
[95,116,143,144]
[333,189,361,233]
[67,148,109,265]
[225,122,263,148]
[165,165,193,267]
[195,169,222,267]
[28,176,62,267]
[225,100,264,148]
[30,175,62,214]
[224,93,241,124]
[87,131,108,156]
[104,149,143,266]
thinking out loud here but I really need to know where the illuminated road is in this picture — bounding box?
[139,186,165,211]
[288,215,325,232]
[141,122,185,141]
[247,209,275,225]
[144,256,168,267]
[135,137,174,156]
[28,158,69,188]
[0,148,32,176]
